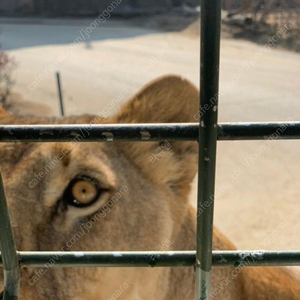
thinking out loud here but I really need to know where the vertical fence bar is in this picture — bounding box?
[56,72,65,116]
[196,0,221,299]
[0,171,20,300]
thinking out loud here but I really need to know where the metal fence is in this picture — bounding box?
[1,0,300,300]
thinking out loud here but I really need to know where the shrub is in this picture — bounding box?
[0,50,16,107]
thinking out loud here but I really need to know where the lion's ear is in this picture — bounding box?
[111,75,199,196]
[114,75,199,124]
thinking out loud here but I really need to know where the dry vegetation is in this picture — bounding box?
[224,0,300,52]
[0,50,15,106]
[130,0,300,52]
[0,50,49,115]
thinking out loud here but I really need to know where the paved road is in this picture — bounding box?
[1,18,300,251]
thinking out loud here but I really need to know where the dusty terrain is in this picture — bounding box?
[1,17,300,254]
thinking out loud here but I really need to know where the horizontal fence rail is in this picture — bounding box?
[0,122,300,142]
[1,251,300,268]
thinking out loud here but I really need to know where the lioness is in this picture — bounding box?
[0,75,299,299]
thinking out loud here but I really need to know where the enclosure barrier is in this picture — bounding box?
[0,0,299,299]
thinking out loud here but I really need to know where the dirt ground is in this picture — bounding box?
[1,17,300,256]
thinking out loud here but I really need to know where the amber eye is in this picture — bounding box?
[63,177,101,207]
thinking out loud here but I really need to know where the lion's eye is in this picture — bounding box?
[72,180,97,204]
[63,177,101,207]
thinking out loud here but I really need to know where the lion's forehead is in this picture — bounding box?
[0,143,63,169]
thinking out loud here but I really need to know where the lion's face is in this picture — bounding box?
[0,76,199,300]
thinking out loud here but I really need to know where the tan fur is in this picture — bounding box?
[0,75,299,299]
